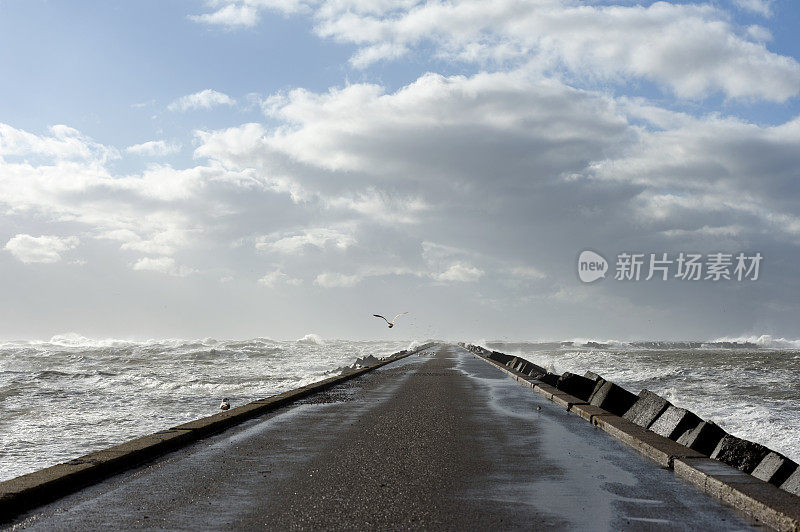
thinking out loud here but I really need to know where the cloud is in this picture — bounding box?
[189,0,310,28]
[256,227,356,254]
[4,53,800,338]
[257,269,303,287]
[733,0,773,17]
[191,0,800,102]
[432,262,484,282]
[0,123,118,163]
[189,4,260,27]
[4,234,79,264]
[125,140,181,157]
[325,189,428,225]
[167,89,235,112]
[197,70,631,193]
[131,257,196,277]
[314,272,360,287]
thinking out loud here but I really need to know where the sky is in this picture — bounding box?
[1,0,800,342]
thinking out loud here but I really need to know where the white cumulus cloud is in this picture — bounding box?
[432,263,484,283]
[125,140,181,157]
[131,257,196,277]
[189,4,261,27]
[189,0,800,102]
[4,234,79,264]
[167,89,235,112]
[734,0,773,17]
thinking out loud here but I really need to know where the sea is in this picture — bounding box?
[481,337,800,465]
[1,334,798,482]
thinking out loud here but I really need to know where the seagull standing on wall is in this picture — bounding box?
[373,312,408,328]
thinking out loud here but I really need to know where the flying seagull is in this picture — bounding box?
[373,312,408,328]
[220,398,230,411]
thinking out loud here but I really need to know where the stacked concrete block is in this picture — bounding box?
[711,435,771,474]
[623,390,670,429]
[649,406,702,441]
[526,364,547,378]
[490,351,515,364]
[751,452,799,487]
[538,373,560,387]
[676,421,727,456]
[588,380,638,416]
[556,372,598,401]
[583,371,603,382]
[781,468,800,496]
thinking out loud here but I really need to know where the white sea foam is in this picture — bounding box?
[0,337,409,482]
[296,333,324,345]
[711,334,800,349]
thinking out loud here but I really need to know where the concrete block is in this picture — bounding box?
[649,406,702,440]
[520,360,546,376]
[676,421,727,456]
[569,403,611,423]
[550,391,587,410]
[538,373,560,387]
[556,372,598,401]
[588,380,638,417]
[464,344,490,356]
[623,389,670,428]
[711,435,771,474]
[674,457,800,531]
[584,371,603,382]
[526,365,547,378]
[489,350,515,364]
[711,435,772,474]
[781,468,800,496]
[752,452,799,487]
[515,360,540,375]
[592,415,703,468]
[533,382,559,401]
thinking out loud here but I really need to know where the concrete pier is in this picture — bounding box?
[6,344,763,530]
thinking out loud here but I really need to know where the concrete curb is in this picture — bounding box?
[463,344,800,531]
[675,458,800,532]
[0,343,433,524]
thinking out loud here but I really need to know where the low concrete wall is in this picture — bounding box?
[0,343,434,523]
[462,343,800,531]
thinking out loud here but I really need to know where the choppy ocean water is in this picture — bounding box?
[482,338,800,463]
[1,335,798,482]
[0,334,414,481]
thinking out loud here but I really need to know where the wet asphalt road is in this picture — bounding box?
[10,344,756,531]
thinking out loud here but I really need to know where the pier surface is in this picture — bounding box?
[11,345,754,530]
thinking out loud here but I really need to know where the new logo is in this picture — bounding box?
[578,250,608,283]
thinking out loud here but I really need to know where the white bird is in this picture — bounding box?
[220,398,230,411]
[373,312,408,328]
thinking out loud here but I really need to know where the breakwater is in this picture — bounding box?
[461,343,800,531]
[2,342,797,530]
